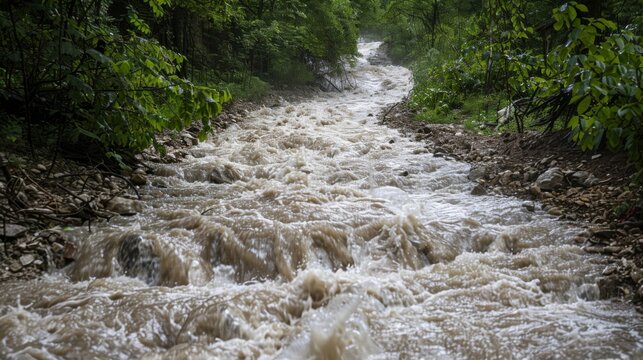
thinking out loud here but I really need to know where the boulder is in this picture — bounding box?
[471,184,487,196]
[468,165,488,182]
[105,197,143,216]
[130,168,148,186]
[570,171,599,187]
[522,201,535,212]
[535,167,564,191]
[0,224,28,239]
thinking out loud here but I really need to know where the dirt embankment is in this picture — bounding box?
[380,101,642,311]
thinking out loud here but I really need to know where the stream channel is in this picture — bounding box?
[0,42,641,359]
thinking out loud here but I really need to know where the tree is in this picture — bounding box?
[0,0,230,164]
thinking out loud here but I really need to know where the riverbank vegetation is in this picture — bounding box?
[372,0,642,180]
[4,0,638,177]
[0,0,375,165]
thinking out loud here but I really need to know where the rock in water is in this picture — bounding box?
[471,184,487,196]
[105,197,143,216]
[130,168,148,186]
[535,167,564,191]
[522,201,535,212]
[468,165,488,181]
[209,164,242,184]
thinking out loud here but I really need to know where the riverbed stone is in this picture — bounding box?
[1,224,28,239]
[535,167,564,191]
[9,261,22,272]
[183,133,199,146]
[597,275,620,299]
[547,207,563,216]
[468,165,488,181]
[592,228,617,239]
[522,167,539,182]
[19,254,35,266]
[106,197,143,216]
[471,184,487,196]
[130,168,148,186]
[570,171,599,187]
[522,201,535,212]
[498,170,513,185]
[63,241,77,260]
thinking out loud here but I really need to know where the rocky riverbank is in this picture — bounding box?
[379,101,643,311]
[0,99,260,282]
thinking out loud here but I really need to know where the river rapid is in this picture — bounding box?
[1,42,641,359]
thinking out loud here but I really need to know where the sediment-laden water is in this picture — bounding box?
[1,42,641,359]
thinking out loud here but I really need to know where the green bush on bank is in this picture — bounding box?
[378,0,643,178]
[0,0,230,165]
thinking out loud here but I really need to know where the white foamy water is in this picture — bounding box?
[0,42,641,359]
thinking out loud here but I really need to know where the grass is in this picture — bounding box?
[414,93,509,135]
[222,76,271,102]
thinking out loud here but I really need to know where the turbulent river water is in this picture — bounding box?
[1,42,642,359]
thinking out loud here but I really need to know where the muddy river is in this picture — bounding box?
[1,42,641,359]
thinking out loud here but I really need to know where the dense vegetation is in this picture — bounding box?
[1,0,641,176]
[374,0,642,178]
[0,0,373,164]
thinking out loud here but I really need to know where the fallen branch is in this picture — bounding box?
[383,102,401,119]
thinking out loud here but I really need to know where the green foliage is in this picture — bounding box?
[380,0,643,178]
[415,93,503,133]
[167,0,361,85]
[223,76,271,101]
[0,0,230,161]
[539,2,643,168]
[410,57,484,111]
[0,0,367,163]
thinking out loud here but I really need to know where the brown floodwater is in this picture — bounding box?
[0,42,641,359]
